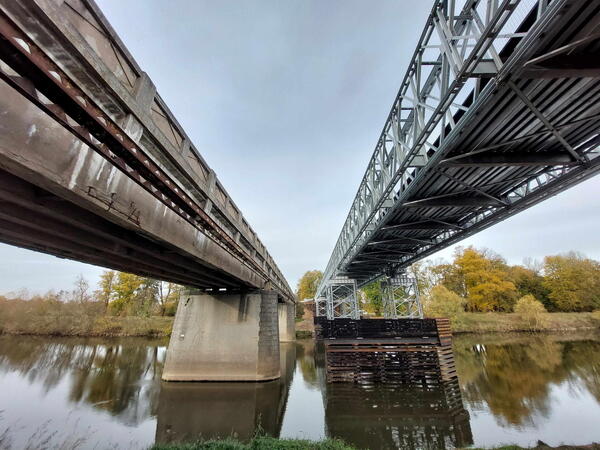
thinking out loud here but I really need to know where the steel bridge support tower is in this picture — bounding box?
[381,274,423,319]
[324,277,360,320]
[315,297,328,317]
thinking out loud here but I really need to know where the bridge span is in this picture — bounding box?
[317,0,600,319]
[0,0,294,381]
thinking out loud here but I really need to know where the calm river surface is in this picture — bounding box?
[0,332,599,449]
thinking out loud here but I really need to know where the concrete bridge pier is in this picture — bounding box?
[162,290,280,381]
[278,302,296,342]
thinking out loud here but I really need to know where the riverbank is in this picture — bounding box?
[0,313,173,337]
[151,436,355,449]
[452,312,600,334]
[1,308,598,338]
[150,437,600,450]
[294,311,600,338]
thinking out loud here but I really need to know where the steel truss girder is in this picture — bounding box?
[325,277,359,320]
[317,0,599,296]
[315,297,328,317]
[381,274,423,319]
[318,0,528,296]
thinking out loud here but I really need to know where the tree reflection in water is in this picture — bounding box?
[0,332,599,449]
[0,335,166,425]
[454,332,600,426]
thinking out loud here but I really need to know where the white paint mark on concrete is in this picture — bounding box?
[106,166,116,189]
[26,124,37,143]
[68,144,86,189]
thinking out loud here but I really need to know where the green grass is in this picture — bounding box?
[151,436,356,450]
[467,446,600,449]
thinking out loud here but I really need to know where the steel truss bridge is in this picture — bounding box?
[317,0,600,319]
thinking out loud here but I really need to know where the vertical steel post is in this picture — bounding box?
[325,277,359,320]
[381,274,423,319]
[315,297,328,317]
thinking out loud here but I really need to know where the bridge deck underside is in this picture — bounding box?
[0,1,293,299]
[0,169,249,289]
[342,1,600,285]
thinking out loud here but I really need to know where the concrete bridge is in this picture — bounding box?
[317,0,600,319]
[0,0,295,381]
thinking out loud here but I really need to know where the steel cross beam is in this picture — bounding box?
[317,0,600,296]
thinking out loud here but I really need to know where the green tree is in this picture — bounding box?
[109,273,159,316]
[97,270,117,312]
[295,270,323,319]
[509,265,552,310]
[424,285,466,320]
[361,281,383,316]
[157,281,182,316]
[514,294,547,330]
[543,252,600,312]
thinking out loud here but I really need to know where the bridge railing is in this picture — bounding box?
[317,0,559,296]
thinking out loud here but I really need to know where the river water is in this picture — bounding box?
[0,332,599,449]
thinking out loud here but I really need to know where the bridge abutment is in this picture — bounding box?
[278,302,295,342]
[162,289,280,381]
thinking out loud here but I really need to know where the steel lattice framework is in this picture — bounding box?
[324,277,360,320]
[382,275,423,319]
[318,0,600,298]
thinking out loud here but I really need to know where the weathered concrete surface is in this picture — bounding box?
[162,290,280,381]
[278,302,296,342]
[0,0,291,297]
[0,78,264,289]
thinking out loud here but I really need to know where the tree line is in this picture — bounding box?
[295,247,600,316]
[1,271,183,317]
[411,247,600,314]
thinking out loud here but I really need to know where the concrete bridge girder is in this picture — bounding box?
[0,0,294,300]
[0,78,267,290]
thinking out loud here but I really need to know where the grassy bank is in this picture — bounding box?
[150,438,600,450]
[0,301,173,337]
[469,446,600,450]
[452,312,600,334]
[151,437,355,450]
[295,312,600,338]
[0,314,173,337]
[1,297,598,338]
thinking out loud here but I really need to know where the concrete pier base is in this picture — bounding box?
[278,302,296,342]
[162,290,280,381]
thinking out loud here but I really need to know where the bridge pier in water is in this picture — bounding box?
[278,302,296,342]
[162,290,281,382]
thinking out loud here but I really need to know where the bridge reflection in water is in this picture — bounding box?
[155,339,472,449]
[3,334,600,448]
[155,343,297,443]
[324,381,472,449]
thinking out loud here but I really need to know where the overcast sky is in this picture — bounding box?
[2,0,600,296]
